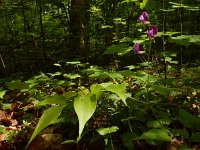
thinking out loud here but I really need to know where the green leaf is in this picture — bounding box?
[134,129,172,141]
[63,91,77,99]
[6,80,28,90]
[27,105,65,146]
[0,90,7,99]
[169,35,200,47]
[2,103,12,110]
[62,140,76,144]
[140,0,148,9]
[63,73,81,79]
[97,126,119,136]
[151,85,175,96]
[121,132,138,150]
[121,0,138,4]
[103,43,131,55]
[178,109,200,130]
[147,117,171,128]
[191,132,200,142]
[106,83,128,105]
[37,95,67,106]
[74,92,97,139]
[90,84,103,100]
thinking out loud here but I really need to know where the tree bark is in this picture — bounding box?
[69,0,90,61]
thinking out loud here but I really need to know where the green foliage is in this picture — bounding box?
[103,43,131,55]
[27,105,66,146]
[37,95,68,106]
[74,90,97,140]
[97,126,119,136]
[0,90,7,99]
[0,0,200,149]
[106,83,128,105]
[178,109,200,130]
[169,35,200,47]
[134,129,172,142]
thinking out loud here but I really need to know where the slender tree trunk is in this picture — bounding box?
[39,0,46,61]
[69,0,90,61]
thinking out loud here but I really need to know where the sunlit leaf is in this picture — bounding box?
[28,105,66,146]
[63,73,81,79]
[74,92,97,139]
[106,83,128,105]
[0,90,7,99]
[37,95,67,106]
[140,0,148,9]
[97,126,119,136]
[90,84,103,100]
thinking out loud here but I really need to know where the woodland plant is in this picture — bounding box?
[0,1,200,150]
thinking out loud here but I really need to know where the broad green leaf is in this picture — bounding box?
[2,103,12,110]
[178,109,200,130]
[99,82,113,88]
[6,80,28,90]
[178,109,195,129]
[82,66,103,75]
[37,95,67,106]
[191,132,200,142]
[27,105,65,146]
[97,126,119,136]
[120,70,158,84]
[103,43,130,55]
[140,0,148,9]
[147,117,172,128]
[108,72,124,80]
[106,83,128,105]
[63,73,81,79]
[63,91,77,99]
[134,129,172,141]
[151,85,175,96]
[157,31,179,37]
[0,90,7,99]
[169,35,200,47]
[90,84,103,100]
[74,92,97,139]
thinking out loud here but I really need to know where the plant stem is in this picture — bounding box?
[128,108,133,132]
[128,97,148,105]
[146,41,152,102]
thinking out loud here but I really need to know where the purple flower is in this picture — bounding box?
[147,25,158,38]
[134,43,145,54]
[139,11,148,24]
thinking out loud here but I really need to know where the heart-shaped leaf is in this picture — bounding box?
[74,91,97,139]
[106,83,128,105]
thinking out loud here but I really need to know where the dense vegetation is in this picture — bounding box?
[0,0,200,149]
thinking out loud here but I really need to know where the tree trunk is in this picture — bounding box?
[69,0,90,61]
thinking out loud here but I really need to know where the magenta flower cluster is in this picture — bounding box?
[134,11,158,54]
[139,11,148,24]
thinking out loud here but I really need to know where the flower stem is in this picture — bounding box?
[146,40,152,102]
